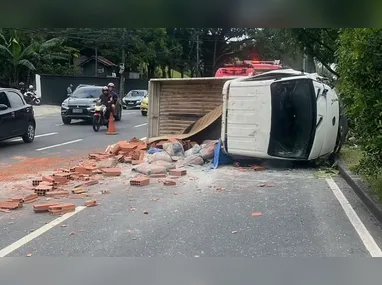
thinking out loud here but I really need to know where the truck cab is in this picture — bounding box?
[221,69,345,162]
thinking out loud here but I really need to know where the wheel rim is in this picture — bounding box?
[27,124,35,140]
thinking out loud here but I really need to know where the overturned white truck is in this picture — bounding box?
[147,69,348,163]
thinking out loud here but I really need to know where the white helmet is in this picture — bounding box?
[102,86,108,91]
[29,85,34,89]
[107,83,115,88]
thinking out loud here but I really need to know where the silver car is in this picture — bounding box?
[122,90,147,109]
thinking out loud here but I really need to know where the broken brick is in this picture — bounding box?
[84,200,97,207]
[169,169,187,176]
[132,160,144,165]
[102,168,121,176]
[116,155,125,163]
[33,202,61,213]
[163,179,176,186]
[130,177,150,186]
[75,166,92,175]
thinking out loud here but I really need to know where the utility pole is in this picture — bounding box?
[196,30,200,77]
[119,28,126,97]
[95,47,98,77]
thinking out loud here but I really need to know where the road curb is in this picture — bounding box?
[338,159,382,224]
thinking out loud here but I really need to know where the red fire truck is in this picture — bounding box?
[215,60,282,77]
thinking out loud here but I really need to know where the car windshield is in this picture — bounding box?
[71,87,102,98]
[127,90,145,97]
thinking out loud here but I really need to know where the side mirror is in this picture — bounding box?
[0,104,8,111]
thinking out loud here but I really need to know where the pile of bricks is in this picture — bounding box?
[89,138,147,167]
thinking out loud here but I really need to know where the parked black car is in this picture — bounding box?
[61,86,122,124]
[0,88,36,143]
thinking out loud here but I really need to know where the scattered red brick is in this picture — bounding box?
[32,178,42,186]
[84,200,97,207]
[72,188,87,194]
[251,212,263,217]
[163,179,176,186]
[143,210,149,214]
[33,202,61,213]
[75,166,92,175]
[46,190,69,198]
[102,168,121,176]
[130,177,150,186]
[84,180,99,187]
[169,169,187,176]
[48,203,76,215]
[23,193,39,204]
[7,197,24,203]
[34,185,54,196]
[53,176,69,185]
[132,160,144,165]
[42,176,55,183]
[0,201,23,210]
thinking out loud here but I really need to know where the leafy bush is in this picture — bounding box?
[337,28,382,178]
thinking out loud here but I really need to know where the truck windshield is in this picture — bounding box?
[268,78,317,159]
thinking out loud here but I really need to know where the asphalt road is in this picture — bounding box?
[0,107,148,164]
[1,106,382,257]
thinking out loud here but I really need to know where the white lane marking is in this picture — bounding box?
[36,139,83,151]
[140,137,147,141]
[326,178,382,257]
[0,206,86,257]
[134,123,148,128]
[55,123,64,126]
[10,132,58,142]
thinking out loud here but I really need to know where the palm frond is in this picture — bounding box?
[20,42,37,58]
[0,44,13,59]
[39,37,65,52]
[0,32,5,44]
[17,59,36,71]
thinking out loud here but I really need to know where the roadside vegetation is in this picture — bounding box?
[337,28,382,200]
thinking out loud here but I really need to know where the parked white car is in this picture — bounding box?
[221,69,348,163]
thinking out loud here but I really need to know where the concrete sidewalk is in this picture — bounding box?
[33,105,60,118]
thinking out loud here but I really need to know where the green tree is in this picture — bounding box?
[0,29,36,86]
[337,28,382,177]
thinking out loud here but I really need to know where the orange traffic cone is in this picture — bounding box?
[106,112,118,135]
